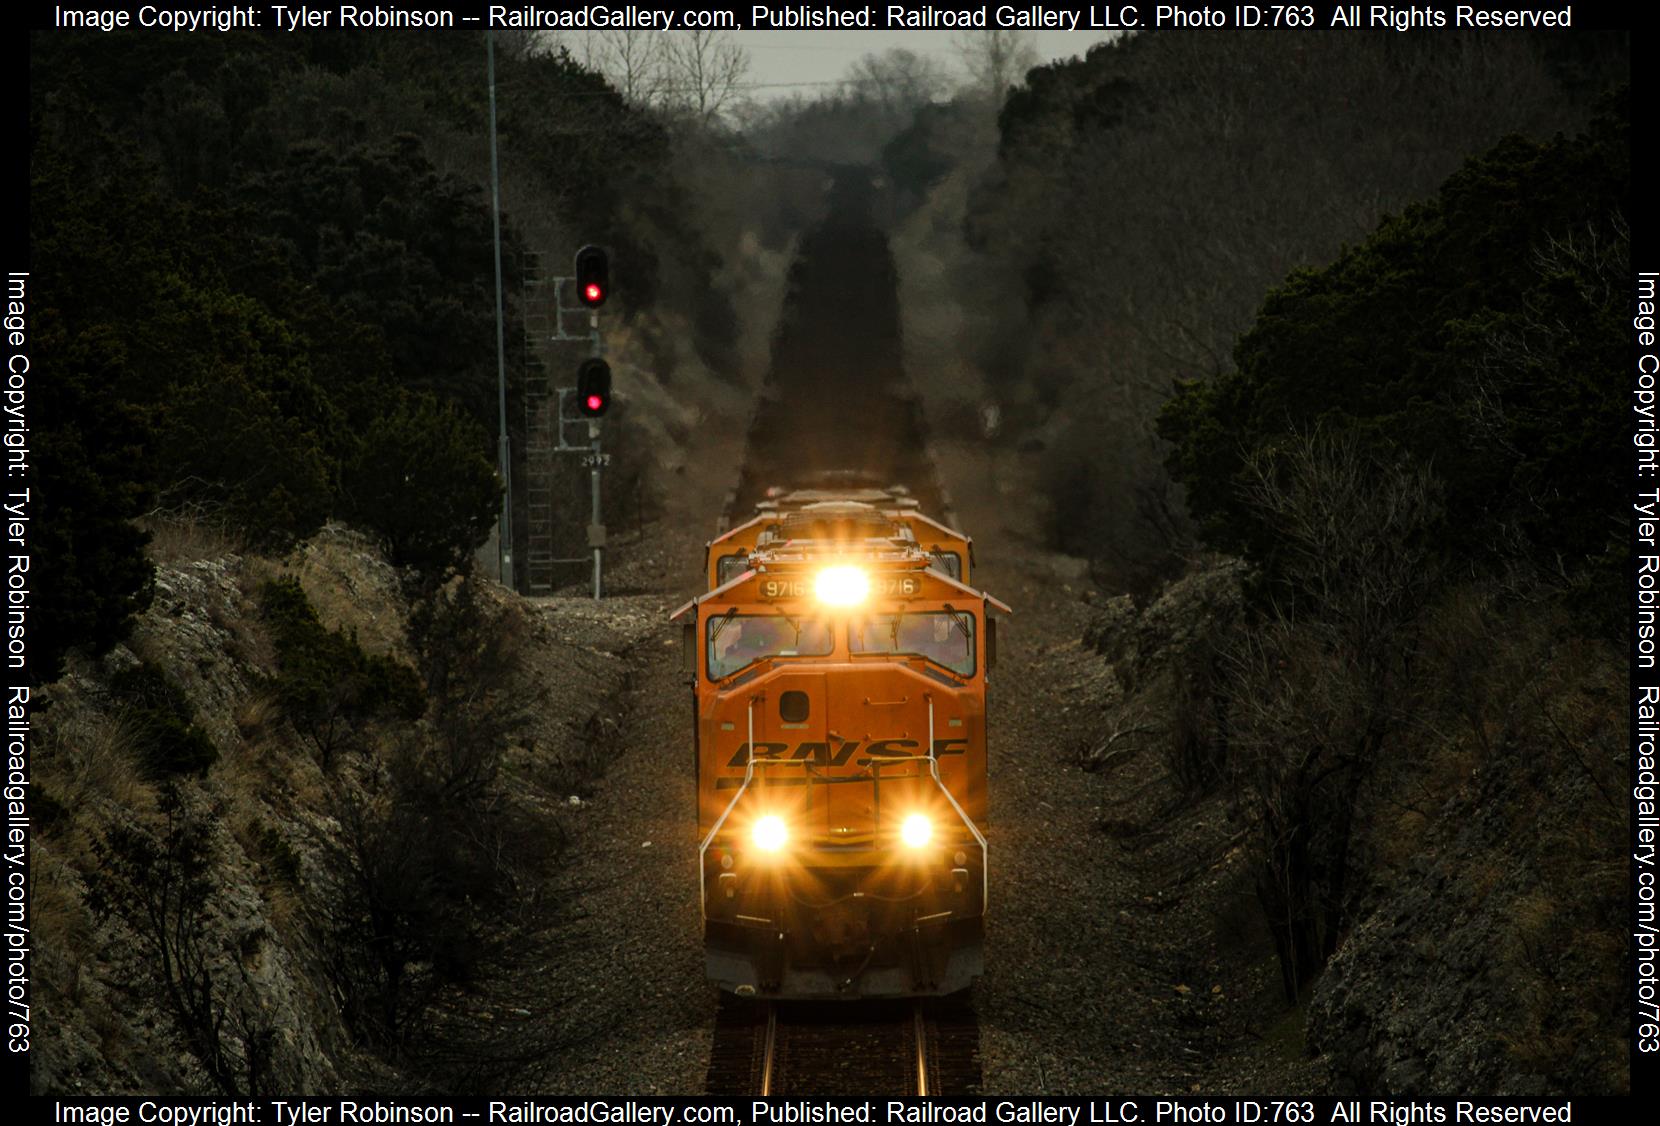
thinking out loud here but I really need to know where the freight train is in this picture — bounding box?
[673,482,1007,998]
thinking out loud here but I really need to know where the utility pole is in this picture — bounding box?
[486,30,514,589]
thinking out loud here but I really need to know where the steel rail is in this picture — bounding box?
[758,1003,779,1095]
[912,1003,930,1096]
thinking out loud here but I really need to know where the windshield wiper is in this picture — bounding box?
[768,602,805,646]
[708,607,739,648]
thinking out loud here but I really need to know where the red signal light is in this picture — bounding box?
[577,358,611,417]
[574,245,609,309]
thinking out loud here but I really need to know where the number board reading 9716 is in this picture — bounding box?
[762,575,922,599]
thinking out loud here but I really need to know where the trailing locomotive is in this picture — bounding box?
[673,484,1007,998]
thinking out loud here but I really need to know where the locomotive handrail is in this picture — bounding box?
[926,695,989,910]
[698,694,759,921]
[697,728,839,920]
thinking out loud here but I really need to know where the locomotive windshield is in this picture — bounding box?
[849,610,976,677]
[707,612,833,679]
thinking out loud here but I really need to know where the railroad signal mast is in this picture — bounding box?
[536,244,614,600]
[574,245,610,599]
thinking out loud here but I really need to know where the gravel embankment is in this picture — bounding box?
[495,434,743,1094]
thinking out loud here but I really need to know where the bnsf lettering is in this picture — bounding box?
[725,738,968,768]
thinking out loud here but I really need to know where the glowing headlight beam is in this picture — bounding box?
[901,814,932,849]
[753,815,788,852]
[815,565,870,607]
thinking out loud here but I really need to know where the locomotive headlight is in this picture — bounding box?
[814,565,869,607]
[901,814,932,849]
[753,815,789,853]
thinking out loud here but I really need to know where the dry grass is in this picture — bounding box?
[215,726,276,805]
[1502,889,1625,1087]
[35,712,153,858]
[32,840,93,1003]
[1372,579,1621,878]
[218,689,334,824]
[233,558,287,674]
[294,534,410,660]
[227,804,308,933]
[1382,583,1628,1090]
[140,510,250,565]
[234,691,283,741]
[1467,858,1510,905]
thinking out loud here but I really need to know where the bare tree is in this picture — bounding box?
[580,29,667,107]
[1240,428,1441,652]
[660,30,751,125]
[1226,428,1443,998]
[967,31,1592,579]
[953,30,1039,106]
[87,786,280,1096]
[845,47,950,129]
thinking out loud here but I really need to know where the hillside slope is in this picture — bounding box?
[33,526,663,1094]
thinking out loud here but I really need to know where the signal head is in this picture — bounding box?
[576,357,612,417]
[574,244,609,308]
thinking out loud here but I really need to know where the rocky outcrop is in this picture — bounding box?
[35,549,354,1094]
[1078,557,1626,1095]
[1306,727,1627,1095]
[1083,557,1248,694]
[32,526,661,1095]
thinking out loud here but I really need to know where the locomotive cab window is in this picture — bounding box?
[707,613,832,680]
[848,610,976,677]
[716,553,750,585]
[928,550,963,581]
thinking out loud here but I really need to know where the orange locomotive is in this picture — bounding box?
[673,487,1008,998]
[706,483,975,590]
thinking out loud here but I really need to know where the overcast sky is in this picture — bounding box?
[730,30,1117,97]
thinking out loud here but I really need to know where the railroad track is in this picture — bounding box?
[706,995,980,1095]
[702,167,981,1099]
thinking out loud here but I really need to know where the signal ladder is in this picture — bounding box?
[522,252,556,593]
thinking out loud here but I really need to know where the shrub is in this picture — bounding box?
[249,820,304,889]
[340,394,501,587]
[404,575,531,805]
[1222,432,1441,999]
[86,785,278,1096]
[258,577,423,768]
[1159,97,1629,609]
[108,661,220,778]
[314,580,552,1059]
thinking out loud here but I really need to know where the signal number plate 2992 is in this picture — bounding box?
[761,575,921,599]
